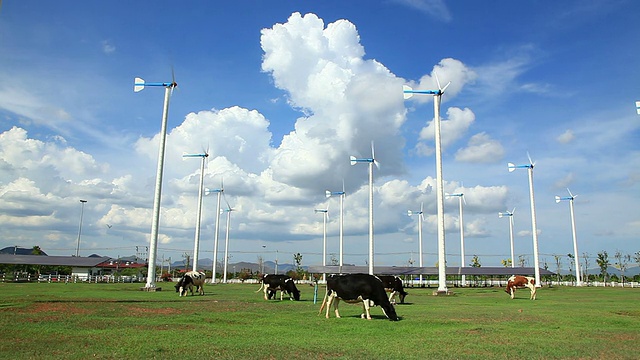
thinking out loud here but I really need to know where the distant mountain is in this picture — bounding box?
[0,246,48,256]
[168,258,301,274]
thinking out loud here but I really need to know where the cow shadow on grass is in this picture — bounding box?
[338,314,403,321]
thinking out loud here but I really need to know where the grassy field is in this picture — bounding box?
[0,282,638,359]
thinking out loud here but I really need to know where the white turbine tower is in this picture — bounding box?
[350,141,379,275]
[408,203,424,284]
[134,75,177,289]
[183,152,209,272]
[205,180,224,283]
[222,199,234,284]
[326,182,345,269]
[403,77,451,293]
[498,208,516,268]
[508,153,541,286]
[446,191,466,286]
[315,203,329,280]
[556,189,582,286]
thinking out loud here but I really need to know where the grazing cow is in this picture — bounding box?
[175,271,206,297]
[319,274,399,321]
[505,275,537,300]
[378,275,408,304]
[256,274,301,301]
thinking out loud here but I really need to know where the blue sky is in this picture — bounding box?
[1,1,639,272]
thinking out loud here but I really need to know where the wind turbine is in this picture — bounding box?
[508,153,541,286]
[222,198,234,284]
[498,208,516,268]
[350,142,379,275]
[183,151,209,272]
[205,179,224,283]
[315,203,329,281]
[326,181,345,269]
[134,73,177,289]
[446,191,466,286]
[556,189,582,286]
[407,203,424,284]
[403,76,451,293]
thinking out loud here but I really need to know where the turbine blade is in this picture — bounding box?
[350,155,357,166]
[407,210,413,217]
[507,162,516,172]
[435,74,441,90]
[441,81,451,93]
[325,190,332,198]
[371,141,375,159]
[527,151,535,166]
[555,195,561,203]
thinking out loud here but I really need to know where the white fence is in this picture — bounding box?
[0,273,144,283]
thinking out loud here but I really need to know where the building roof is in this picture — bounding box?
[307,265,555,276]
[0,254,110,267]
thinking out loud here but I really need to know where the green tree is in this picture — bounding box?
[596,251,610,285]
[613,250,630,285]
[470,255,481,267]
[553,255,562,282]
[293,253,304,279]
[501,259,512,267]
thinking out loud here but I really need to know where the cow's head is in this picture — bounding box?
[380,302,399,321]
[285,279,301,301]
[174,277,184,293]
[176,275,193,296]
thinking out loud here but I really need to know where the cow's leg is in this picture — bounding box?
[361,299,372,320]
[324,294,332,318]
[333,297,341,319]
[510,288,515,299]
[528,284,536,300]
[263,286,269,300]
[325,293,337,318]
[389,290,398,305]
[280,289,284,301]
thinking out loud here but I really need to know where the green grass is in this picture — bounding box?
[0,282,638,359]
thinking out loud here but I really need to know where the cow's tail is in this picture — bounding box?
[255,282,264,293]
[318,291,329,316]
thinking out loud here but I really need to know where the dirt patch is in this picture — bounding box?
[23,302,93,315]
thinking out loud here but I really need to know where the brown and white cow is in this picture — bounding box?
[175,271,206,296]
[505,275,537,300]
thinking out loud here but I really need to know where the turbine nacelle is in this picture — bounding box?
[350,141,379,169]
[133,77,177,92]
[403,75,450,99]
[555,189,577,203]
[498,207,516,218]
[326,190,345,198]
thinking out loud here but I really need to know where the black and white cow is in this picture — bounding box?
[319,273,399,321]
[174,271,206,297]
[378,275,408,304]
[256,274,301,301]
